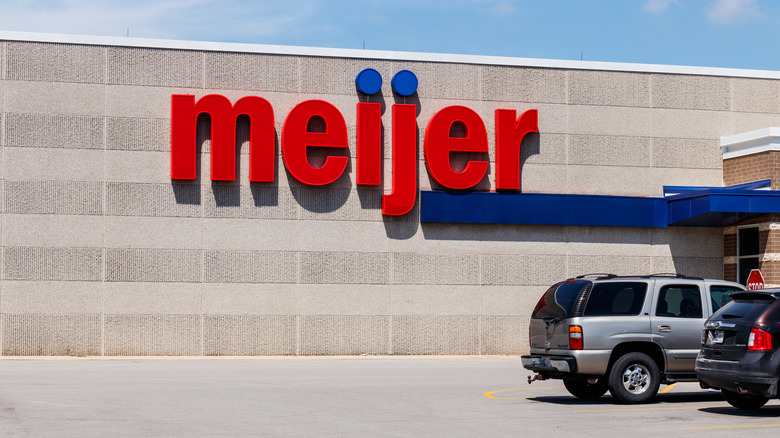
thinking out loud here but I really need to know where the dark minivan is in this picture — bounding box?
[696,289,780,410]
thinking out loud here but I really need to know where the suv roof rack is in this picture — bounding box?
[575,273,617,279]
[642,273,704,280]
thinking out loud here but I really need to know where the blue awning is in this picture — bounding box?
[420,179,780,228]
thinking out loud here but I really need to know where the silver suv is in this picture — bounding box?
[521,274,744,403]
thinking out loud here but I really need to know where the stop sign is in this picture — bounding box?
[746,269,765,290]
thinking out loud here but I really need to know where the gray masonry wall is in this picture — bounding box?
[0,37,777,356]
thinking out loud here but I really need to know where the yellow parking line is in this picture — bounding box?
[658,383,677,394]
[483,386,564,399]
[686,424,780,430]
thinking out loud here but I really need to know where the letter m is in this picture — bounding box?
[170,94,275,181]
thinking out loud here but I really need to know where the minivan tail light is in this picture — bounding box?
[569,325,583,350]
[748,328,773,351]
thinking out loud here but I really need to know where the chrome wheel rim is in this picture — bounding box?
[621,364,650,394]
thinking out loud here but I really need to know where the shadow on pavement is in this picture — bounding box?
[699,405,780,417]
[528,391,725,406]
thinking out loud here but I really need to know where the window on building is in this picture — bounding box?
[738,226,760,286]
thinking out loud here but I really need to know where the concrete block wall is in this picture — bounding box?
[0,36,777,356]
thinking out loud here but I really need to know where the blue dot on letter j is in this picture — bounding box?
[391,70,418,96]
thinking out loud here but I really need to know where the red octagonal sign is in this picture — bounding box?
[746,269,765,290]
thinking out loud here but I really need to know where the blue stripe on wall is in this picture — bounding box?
[420,191,668,227]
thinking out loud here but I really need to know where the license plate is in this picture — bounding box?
[711,330,724,344]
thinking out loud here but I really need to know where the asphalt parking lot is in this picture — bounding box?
[0,357,777,437]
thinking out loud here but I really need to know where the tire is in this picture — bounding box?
[563,379,608,399]
[721,389,768,410]
[607,352,661,404]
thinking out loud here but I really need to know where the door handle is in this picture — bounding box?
[658,325,672,333]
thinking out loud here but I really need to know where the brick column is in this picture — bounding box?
[722,148,780,287]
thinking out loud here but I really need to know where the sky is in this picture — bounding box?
[1,0,780,71]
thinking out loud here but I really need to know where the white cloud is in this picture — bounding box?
[0,0,321,41]
[708,0,761,23]
[494,1,516,14]
[642,0,678,13]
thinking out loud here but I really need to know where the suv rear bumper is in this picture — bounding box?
[696,355,779,398]
[522,349,612,377]
[521,355,578,374]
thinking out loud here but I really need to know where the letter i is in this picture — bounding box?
[355,69,383,185]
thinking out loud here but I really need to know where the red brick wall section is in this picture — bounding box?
[723,151,780,189]
[724,263,737,282]
[723,232,736,258]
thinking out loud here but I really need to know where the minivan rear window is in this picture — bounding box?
[532,280,590,319]
[583,282,648,316]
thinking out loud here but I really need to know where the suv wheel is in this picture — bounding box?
[563,379,608,399]
[721,390,769,410]
[607,352,660,404]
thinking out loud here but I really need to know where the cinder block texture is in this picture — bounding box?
[482,254,566,286]
[300,251,390,284]
[105,248,201,282]
[107,47,202,88]
[205,52,299,93]
[652,74,730,111]
[107,117,170,151]
[300,315,390,355]
[4,246,102,281]
[568,135,651,167]
[392,316,479,355]
[6,42,104,83]
[203,185,298,219]
[2,281,102,314]
[106,183,200,217]
[481,316,527,355]
[569,71,650,107]
[4,81,105,115]
[731,78,780,114]
[653,137,721,169]
[104,314,202,356]
[5,181,102,215]
[2,314,101,356]
[204,315,297,355]
[5,113,104,149]
[483,67,567,104]
[392,253,480,285]
[205,250,297,283]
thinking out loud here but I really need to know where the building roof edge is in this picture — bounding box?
[3,30,780,79]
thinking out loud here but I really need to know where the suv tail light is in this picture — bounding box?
[569,325,583,350]
[748,328,773,351]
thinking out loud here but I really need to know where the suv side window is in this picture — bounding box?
[710,285,740,312]
[656,285,702,318]
[583,282,647,316]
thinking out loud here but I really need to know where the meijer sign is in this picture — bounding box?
[170,94,537,216]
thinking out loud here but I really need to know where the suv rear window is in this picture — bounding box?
[532,280,590,319]
[583,282,648,316]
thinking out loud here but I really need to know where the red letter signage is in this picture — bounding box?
[356,102,382,186]
[423,106,489,189]
[171,89,539,217]
[382,104,418,216]
[170,94,275,181]
[282,100,349,186]
[495,109,538,190]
